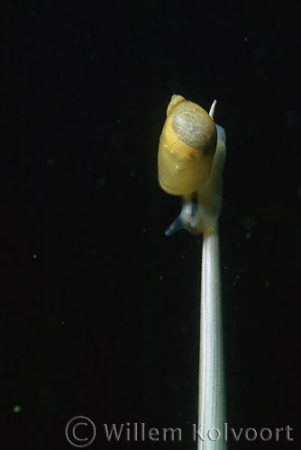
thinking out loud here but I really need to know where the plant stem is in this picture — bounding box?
[198,225,226,450]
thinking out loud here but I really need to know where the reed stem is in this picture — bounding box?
[197,225,226,450]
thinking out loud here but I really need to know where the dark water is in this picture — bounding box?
[2,1,299,449]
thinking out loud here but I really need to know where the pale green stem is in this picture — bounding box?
[198,225,226,450]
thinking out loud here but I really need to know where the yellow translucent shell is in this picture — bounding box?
[158,95,217,196]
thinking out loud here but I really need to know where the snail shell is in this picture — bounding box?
[158,95,217,196]
[158,95,226,236]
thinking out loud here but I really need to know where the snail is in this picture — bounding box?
[158,95,226,236]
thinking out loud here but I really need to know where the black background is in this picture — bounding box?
[2,0,300,449]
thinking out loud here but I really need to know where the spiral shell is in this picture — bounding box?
[158,95,217,196]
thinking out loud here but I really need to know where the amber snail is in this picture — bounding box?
[158,95,226,235]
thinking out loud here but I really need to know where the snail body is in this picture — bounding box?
[158,95,226,236]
